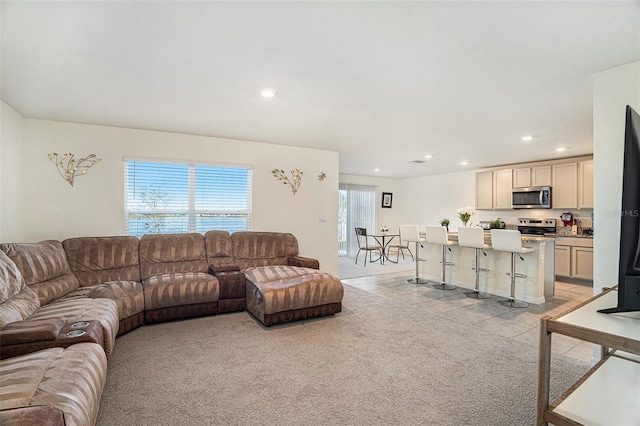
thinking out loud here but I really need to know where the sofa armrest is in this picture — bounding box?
[0,406,65,426]
[0,319,104,360]
[209,264,241,274]
[0,318,66,345]
[288,256,320,270]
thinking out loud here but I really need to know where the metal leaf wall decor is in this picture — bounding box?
[272,168,303,195]
[48,152,102,187]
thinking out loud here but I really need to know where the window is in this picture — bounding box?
[338,183,377,257]
[125,159,252,237]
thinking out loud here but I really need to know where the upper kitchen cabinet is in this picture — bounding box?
[578,159,594,209]
[552,162,578,209]
[475,171,493,210]
[493,169,513,209]
[513,167,531,188]
[474,155,592,211]
[532,165,551,186]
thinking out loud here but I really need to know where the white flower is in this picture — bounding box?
[456,206,476,216]
[379,225,389,233]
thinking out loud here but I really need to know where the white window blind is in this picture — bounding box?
[125,159,252,237]
[338,183,377,257]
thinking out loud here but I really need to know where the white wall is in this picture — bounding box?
[396,170,476,230]
[339,173,400,232]
[593,61,640,294]
[19,119,339,274]
[0,101,25,242]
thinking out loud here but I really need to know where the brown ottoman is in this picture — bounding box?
[245,265,343,326]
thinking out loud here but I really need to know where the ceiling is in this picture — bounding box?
[2,1,639,179]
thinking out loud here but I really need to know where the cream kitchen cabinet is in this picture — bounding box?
[555,237,593,280]
[514,166,551,188]
[578,160,594,209]
[554,245,571,277]
[552,163,578,209]
[475,171,493,210]
[532,165,551,186]
[571,246,594,280]
[493,168,513,209]
[513,167,532,188]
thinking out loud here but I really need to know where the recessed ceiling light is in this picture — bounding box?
[521,135,533,141]
[460,161,469,166]
[373,168,380,172]
[424,154,433,159]
[259,88,277,98]
[555,147,566,152]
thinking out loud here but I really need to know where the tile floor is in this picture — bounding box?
[342,271,595,363]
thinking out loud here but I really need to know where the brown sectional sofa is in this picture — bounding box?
[0,230,343,425]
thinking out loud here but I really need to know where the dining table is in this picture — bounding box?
[369,233,399,264]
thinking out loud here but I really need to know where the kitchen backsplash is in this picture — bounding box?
[556,217,593,237]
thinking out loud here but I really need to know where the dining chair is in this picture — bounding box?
[387,226,414,262]
[354,227,382,266]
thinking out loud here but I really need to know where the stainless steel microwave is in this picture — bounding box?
[511,186,551,209]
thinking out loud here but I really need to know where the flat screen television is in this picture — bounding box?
[598,105,640,314]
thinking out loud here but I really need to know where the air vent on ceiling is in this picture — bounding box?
[410,160,427,164]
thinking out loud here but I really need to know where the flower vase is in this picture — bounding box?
[462,221,468,227]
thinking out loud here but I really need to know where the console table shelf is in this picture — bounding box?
[536,287,640,426]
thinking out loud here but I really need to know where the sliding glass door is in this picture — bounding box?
[338,184,377,257]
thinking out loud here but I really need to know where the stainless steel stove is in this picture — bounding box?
[517,218,556,236]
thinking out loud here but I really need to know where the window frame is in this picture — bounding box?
[124,156,253,237]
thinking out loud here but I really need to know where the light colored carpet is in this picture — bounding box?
[338,254,415,279]
[97,285,588,425]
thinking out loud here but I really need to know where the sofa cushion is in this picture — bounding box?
[28,297,118,357]
[139,233,208,280]
[0,251,25,303]
[61,281,144,321]
[244,265,344,316]
[231,232,300,270]
[62,236,141,286]
[0,287,41,328]
[143,272,219,311]
[0,241,79,305]
[0,251,41,328]
[0,343,107,426]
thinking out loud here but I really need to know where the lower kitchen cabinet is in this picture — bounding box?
[555,237,593,281]
[555,246,571,277]
[571,246,594,280]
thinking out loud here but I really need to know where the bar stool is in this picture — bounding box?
[489,229,534,308]
[402,225,428,284]
[425,225,456,290]
[457,227,492,299]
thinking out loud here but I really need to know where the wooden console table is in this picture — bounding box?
[536,286,640,425]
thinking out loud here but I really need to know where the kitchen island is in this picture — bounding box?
[419,233,555,304]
